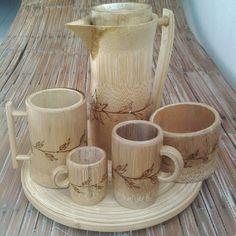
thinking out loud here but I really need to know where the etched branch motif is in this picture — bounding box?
[32,130,87,161]
[112,163,158,189]
[184,143,219,168]
[90,90,152,125]
[70,172,107,194]
[79,131,87,147]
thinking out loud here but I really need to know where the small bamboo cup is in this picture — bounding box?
[5,88,87,188]
[53,146,107,206]
[112,120,184,209]
[150,102,221,182]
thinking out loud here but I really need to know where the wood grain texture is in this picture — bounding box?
[0,0,235,235]
[21,160,201,232]
[112,120,184,209]
[66,7,174,159]
[6,88,87,188]
[150,102,221,182]
[66,146,107,205]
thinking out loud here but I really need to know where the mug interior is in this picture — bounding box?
[70,147,104,165]
[29,89,83,109]
[116,122,158,141]
[93,3,150,13]
[153,104,216,133]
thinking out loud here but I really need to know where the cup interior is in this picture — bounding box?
[152,104,216,133]
[70,147,104,165]
[28,89,83,109]
[93,3,150,13]
[116,122,158,141]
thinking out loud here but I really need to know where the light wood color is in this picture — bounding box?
[150,102,221,182]
[6,88,87,188]
[5,102,28,168]
[21,160,201,232]
[91,3,152,26]
[1,0,236,235]
[66,6,174,159]
[112,120,184,209]
[154,9,174,107]
[53,146,107,206]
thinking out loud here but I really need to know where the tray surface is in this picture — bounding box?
[21,161,202,232]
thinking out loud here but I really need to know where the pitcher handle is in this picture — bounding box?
[153,9,175,108]
[5,101,31,168]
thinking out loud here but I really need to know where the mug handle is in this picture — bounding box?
[158,145,184,183]
[5,101,31,168]
[52,165,70,188]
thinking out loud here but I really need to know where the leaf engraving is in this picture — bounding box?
[90,90,152,125]
[141,163,154,177]
[70,172,106,194]
[59,138,70,151]
[32,133,86,162]
[71,183,83,194]
[113,163,158,189]
[44,152,58,161]
[79,131,87,146]
[116,164,128,174]
[82,177,91,186]
[35,141,44,149]
[184,144,218,168]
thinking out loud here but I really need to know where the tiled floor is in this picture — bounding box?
[0,0,21,43]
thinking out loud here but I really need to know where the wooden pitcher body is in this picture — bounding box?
[66,7,174,158]
[89,15,158,157]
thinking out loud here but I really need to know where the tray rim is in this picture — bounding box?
[21,161,202,232]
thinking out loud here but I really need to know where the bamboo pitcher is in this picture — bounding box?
[66,3,174,158]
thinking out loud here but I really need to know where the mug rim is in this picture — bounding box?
[112,120,163,146]
[91,3,151,14]
[67,146,106,168]
[150,102,221,138]
[25,88,85,112]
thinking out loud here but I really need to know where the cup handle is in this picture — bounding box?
[52,165,70,188]
[158,145,184,183]
[5,101,31,168]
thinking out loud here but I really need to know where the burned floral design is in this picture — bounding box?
[184,143,219,168]
[32,130,87,161]
[90,90,152,125]
[70,172,107,194]
[113,163,158,188]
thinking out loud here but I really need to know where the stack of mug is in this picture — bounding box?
[6,88,221,209]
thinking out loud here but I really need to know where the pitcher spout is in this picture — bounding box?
[65,16,94,52]
[66,16,116,58]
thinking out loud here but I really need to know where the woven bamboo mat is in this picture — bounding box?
[0,0,236,235]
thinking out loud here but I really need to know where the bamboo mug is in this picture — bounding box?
[6,88,87,188]
[150,102,221,182]
[53,146,107,205]
[112,120,184,209]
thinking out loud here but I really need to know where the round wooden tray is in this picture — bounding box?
[21,161,202,232]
